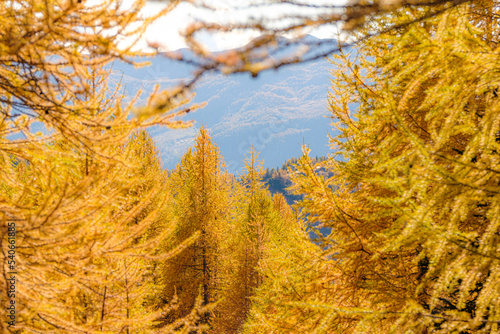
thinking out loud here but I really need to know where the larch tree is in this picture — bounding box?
[214,148,333,334]
[0,0,202,332]
[237,147,268,300]
[159,127,231,331]
[240,172,333,334]
[0,114,193,332]
[213,148,269,333]
[286,0,500,332]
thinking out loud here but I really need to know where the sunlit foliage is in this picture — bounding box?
[2,0,499,333]
[0,1,198,332]
[159,127,231,331]
[287,1,500,332]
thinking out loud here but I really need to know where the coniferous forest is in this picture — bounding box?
[1,0,500,333]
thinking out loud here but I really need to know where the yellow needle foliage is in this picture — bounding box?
[228,150,334,334]
[214,148,272,333]
[159,127,231,331]
[0,1,201,332]
[287,1,500,332]
[0,120,186,332]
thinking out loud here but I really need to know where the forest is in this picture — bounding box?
[0,0,499,333]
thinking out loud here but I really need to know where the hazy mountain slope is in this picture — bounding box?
[111,36,343,173]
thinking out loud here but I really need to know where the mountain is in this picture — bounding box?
[111,35,345,173]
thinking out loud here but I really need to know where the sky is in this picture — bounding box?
[135,0,344,52]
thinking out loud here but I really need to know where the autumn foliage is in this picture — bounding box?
[1,0,500,333]
[285,1,500,332]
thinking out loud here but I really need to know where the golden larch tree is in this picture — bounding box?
[287,1,500,332]
[159,127,231,331]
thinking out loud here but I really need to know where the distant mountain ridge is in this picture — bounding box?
[111,36,346,173]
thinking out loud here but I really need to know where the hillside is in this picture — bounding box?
[111,36,347,173]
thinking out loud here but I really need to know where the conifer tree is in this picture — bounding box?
[212,148,332,334]
[238,147,268,299]
[0,123,191,332]
[0,1,201,331]
[239,175,333,334]
[286,1,500,332]
[213,148,268,333]
[159,127,231,331]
